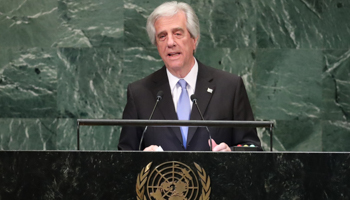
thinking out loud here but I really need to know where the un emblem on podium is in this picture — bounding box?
[136,161,211,200]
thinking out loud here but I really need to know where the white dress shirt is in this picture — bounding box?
[166,58,198,112]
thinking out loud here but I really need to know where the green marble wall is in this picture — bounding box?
[0,0,349,151]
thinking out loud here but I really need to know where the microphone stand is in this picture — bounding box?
[191,95,212,151]
[138,91,163,150]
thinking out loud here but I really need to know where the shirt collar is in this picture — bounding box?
[166,58,198,90]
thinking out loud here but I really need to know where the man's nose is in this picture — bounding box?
[167,35,176,47]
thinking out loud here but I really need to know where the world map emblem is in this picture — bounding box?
[136,161,211,200]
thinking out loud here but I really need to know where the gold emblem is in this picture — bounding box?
[136,161,211,200]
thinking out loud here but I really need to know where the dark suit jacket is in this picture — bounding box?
[118,61,261,151]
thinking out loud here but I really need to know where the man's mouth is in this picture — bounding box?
[168,52,181,57]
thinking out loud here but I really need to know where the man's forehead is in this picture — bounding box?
[157,27,185,34]
[155,18,187,32]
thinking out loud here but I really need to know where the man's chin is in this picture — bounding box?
[167,64,184,70]
[164,61,183,70]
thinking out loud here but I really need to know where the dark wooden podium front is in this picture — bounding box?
[0,151,349,199]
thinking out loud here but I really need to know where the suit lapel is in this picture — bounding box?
[187,62,215,144]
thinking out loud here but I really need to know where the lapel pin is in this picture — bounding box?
[207,88,213,93]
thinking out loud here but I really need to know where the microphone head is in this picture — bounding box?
[157,91,164,100]
[190,94,197,102]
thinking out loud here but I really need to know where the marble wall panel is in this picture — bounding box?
[322,120,350,151]
[0,47,58,118]
[56,47,124,150]
[257,0,324,49]
[78,125,121,150]
[57,47,124,119]
[56,0,124,48]
[56,118,76,150]
[193,0,256,48]
[254,49,323,120]
[0,0,349,151]
[124,0,163,48]
[322,49,350,121]
[0,0,64,48]
[256,0,350,49]
[274,120,322,151]
[258,119,323,151]
[0,118,57,150]
[123,47,162,85]
[56,118,121,151]
[322,0,350,49]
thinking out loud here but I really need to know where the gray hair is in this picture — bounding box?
[146,1,200,48]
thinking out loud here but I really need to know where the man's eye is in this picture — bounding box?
[174,32,183,38]
[158,35,166,40]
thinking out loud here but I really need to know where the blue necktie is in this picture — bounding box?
[177,79,191,149]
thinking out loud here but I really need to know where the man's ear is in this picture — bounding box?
[193,36,198,46]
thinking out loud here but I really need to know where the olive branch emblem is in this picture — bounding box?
[194,162,211,200]
[136,162,152,200]
[136,162,211,200]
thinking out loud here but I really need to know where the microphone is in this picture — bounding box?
[190,94,213,151]
[138,91,163,150]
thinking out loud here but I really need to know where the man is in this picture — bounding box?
[118,1,261,151]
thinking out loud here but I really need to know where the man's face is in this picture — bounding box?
[154,11,197,77]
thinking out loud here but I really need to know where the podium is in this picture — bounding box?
[1,151,350,199]
[1,120,348,199]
